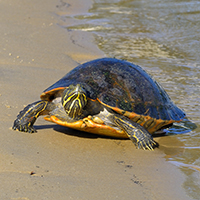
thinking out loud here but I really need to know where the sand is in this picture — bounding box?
[0,0,192,199]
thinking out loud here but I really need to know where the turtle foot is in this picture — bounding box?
[12,100,49,133]
[136,138,158,151]
[12,118,37,133]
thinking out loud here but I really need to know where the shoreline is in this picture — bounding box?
[0,0,192,199]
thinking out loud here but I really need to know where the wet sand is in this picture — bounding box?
[0,0,192,199]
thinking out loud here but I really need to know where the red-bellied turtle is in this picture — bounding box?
[13,58,185,150]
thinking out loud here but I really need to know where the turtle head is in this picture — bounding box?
[61,84,87,119]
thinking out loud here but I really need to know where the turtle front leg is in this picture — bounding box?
[13,100,51,133]
[110,115,158,150]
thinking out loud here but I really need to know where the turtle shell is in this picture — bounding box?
[41,58,185,133]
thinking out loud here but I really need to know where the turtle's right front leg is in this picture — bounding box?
[13,100,51,133]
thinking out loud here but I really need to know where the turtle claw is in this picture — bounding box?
[28,127,37,133]
[12,118,37,133]
[136,139,158,151]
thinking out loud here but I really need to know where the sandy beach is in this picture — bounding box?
[0,0,192,199]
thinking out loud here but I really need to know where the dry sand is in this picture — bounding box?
[0,0,192,199]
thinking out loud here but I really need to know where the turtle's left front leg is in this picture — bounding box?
[13,100,51,133]
[109,115,158,150]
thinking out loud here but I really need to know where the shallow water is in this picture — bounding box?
[64,0,200,198]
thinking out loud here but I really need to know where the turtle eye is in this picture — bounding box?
[62,86,87,119]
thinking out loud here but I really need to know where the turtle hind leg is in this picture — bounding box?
[111,115,158,150]
[13,100,50,133]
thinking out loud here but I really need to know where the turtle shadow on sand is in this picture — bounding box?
[30,118,196,154]
[34,124,126,140]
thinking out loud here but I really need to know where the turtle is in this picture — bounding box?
[12,58,185,150]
